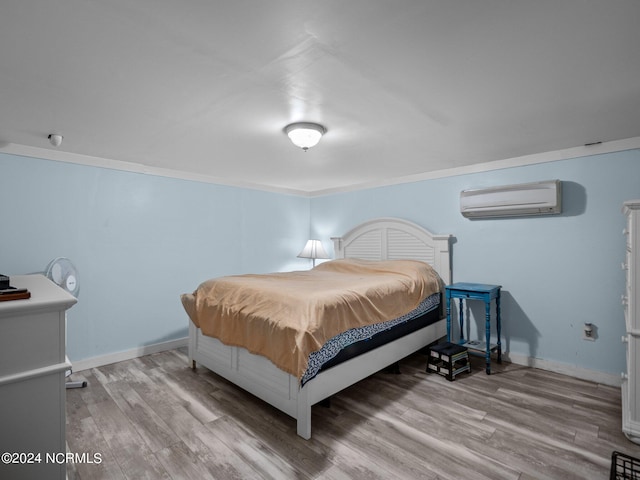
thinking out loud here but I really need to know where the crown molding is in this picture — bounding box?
[3,136,640,198]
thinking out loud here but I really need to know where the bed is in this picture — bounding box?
[182,217,452,439]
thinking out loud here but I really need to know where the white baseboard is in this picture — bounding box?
[504,352,621,387]
[69,337,622,388]
[70,337,188,373]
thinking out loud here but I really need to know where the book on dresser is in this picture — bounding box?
[0,287,31,301]
[0,274,31,301]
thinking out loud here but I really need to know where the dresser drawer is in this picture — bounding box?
[624,334,640,418]
[626,216,633,251]
[623,243,640,333]
[0,310,66,377]
[449,290,487,301]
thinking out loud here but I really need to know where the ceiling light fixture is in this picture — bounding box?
[284,122,326,151]
[48,134,63,147]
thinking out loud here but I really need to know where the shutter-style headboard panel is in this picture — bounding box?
[331,218,452,285]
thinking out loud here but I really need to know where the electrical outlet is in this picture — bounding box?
[583,323,597,341]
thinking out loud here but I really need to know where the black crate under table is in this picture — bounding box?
[427,342,470,381]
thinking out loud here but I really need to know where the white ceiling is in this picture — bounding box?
[1,1,639,195]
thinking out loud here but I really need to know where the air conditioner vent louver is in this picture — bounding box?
[460,180,562,218]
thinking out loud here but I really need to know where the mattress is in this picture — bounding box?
[301,291,441,385]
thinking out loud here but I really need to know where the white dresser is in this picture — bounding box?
[623,200,640,444]
[0,274,77,480]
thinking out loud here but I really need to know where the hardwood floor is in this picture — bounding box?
[66,348,640,479]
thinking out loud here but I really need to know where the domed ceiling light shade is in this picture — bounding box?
[284,122,326,151]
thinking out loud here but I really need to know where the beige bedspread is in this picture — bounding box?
[181,258,443,379]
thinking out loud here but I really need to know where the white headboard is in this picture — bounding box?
[331,217,452,285]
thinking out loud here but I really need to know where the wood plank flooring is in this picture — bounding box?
[66,348,640,479]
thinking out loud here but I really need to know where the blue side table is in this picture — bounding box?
[445,282,502,374]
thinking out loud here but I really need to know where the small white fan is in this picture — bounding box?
[45,257,86,388]
[45,257,79,298]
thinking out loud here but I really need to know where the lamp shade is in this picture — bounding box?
[297,240,330,266]
[285,122,326,150]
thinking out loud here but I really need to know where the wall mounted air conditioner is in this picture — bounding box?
[460,179,562,218]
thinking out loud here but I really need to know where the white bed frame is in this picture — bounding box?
[188,217,452,439]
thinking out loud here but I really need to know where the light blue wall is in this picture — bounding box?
[310,149,640,376]
[3,148,639,377]
[0,153,310,362]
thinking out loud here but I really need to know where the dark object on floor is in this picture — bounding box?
[610,450,640,479]
[384,362,401,374]
[427,341,470,381]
